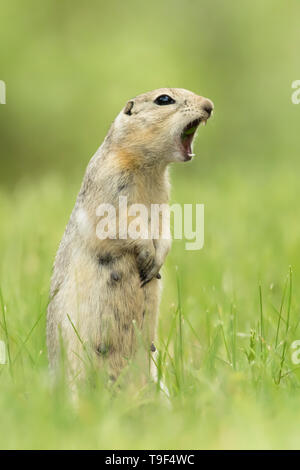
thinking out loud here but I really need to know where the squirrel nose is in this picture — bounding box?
[201,99,214,117]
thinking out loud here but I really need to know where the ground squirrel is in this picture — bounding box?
[47,88,213,384]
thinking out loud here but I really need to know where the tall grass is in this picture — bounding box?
[1,160,300,449]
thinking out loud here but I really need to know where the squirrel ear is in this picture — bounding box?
[124,100,134,116]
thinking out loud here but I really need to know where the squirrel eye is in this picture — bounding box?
[154,94,176,106]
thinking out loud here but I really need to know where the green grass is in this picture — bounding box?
[1,159,300,450]
[1,0,300,450]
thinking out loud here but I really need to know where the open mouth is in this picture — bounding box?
[180,117,205,161]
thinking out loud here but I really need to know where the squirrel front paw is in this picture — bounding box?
[140,267,161,287]
[136,246,161,287]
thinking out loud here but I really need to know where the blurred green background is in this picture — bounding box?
[1,0,299,183]
[1,0,300,449]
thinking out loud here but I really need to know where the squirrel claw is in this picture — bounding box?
[140,272,161,288]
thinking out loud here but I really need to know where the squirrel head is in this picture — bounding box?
[107,88,214,166]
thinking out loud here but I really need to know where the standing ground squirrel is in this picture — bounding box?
[47,88,213,384]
